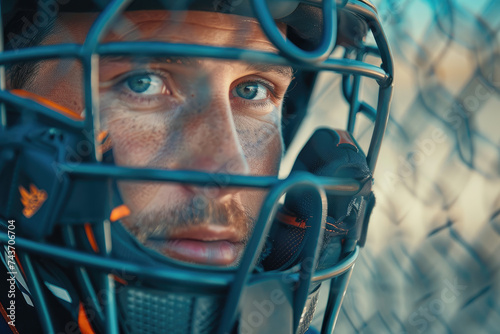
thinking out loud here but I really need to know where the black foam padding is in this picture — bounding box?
[261,218,307,270]
[262,128,372,272]
[285,128,370,218]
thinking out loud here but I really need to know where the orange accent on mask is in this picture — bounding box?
[97,131,108,142]
[97,130,113,154]
[11,89,83,121]
[14,252,26,279]
[19,184,48,218]
[276,210,309,229]
[84,223,99,253]
[277,209,346,233]
[110,205,131,222]
[0,301,20,334]
[335,130,358,151]
[113,275,128,286]
[12,90,112,155]
[324,221,347,234]
[78,303,96,334]
[85,205,130,252]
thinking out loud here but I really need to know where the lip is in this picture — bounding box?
[168,225,241,243]
[145,225,244,266]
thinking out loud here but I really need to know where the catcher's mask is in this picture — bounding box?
[0,0,393,333]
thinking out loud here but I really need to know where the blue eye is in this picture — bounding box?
[232,82,268,100]
[126,74,167,95]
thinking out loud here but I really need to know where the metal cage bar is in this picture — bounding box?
[20,253,56,333]
[0,43,391,83]
[251,0,337,63]
[320,265,355,334]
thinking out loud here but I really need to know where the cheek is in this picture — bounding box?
[104,111,172,213]
[105,111,170,167]
[236,115,283,176]
[240,189,269,220]
[103,108,184,213]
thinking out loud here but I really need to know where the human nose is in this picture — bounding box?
[178,91,250,177]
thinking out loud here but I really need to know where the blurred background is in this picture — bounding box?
[303,0,500,332]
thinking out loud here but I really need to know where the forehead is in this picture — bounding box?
[51,10,280,52]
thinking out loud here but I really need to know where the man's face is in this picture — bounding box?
[26,11,292,266]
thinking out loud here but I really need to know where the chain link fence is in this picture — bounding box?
[315,0,500,333]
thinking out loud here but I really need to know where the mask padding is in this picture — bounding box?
[261,128,372,272]
[118,286,223,334]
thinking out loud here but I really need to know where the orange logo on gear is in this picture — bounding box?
[19,184,48,218]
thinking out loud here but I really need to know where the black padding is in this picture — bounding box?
[118,285,223,334]
[262,128,373,272]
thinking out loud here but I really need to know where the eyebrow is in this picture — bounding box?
[245,63,293,79]
[99,55,293,79]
